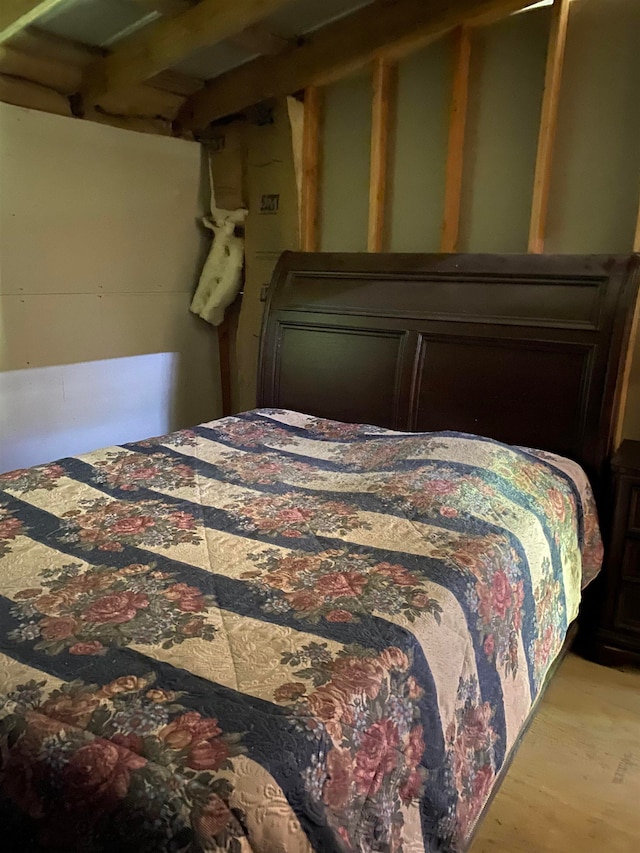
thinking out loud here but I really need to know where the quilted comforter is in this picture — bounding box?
[0,409,602,853]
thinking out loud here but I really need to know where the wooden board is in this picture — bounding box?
[470,653,640,852]
[368,59,396,252]
[300,86,322,253]
[528,0,571,254]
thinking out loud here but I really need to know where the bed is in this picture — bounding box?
[0,252,638,852]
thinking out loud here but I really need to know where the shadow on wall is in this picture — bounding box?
[0,353,182,473]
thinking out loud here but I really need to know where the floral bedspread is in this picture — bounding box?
[0,409,603,852]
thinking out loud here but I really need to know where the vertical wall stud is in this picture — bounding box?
[528,0,570,254]
[634,188,640,252]
[300,85,322,252]
[440,26,471,253]
[368,57,396,252]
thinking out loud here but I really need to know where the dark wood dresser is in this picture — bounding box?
[595,440,640,665]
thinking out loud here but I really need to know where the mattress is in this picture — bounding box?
[0,409,603,852]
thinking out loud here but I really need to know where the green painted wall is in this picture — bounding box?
[320,73,372,252]
[389,34,453,252]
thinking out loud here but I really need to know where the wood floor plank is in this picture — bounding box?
[470,654,640,853]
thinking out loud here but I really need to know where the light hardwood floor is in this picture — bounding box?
[470,653,640,853]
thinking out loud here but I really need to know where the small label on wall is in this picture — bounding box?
[260,194,280,214]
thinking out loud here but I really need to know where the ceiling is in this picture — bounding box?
[34,0,375,80]
[0,1,533,136]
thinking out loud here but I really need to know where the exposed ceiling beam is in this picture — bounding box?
[130,0,195,14]
[5,26,203,96]
[178,0,531,133]
[131,1,291,56]
[80,0,296,107]
[0,0,70,45]
[228,23,291,57]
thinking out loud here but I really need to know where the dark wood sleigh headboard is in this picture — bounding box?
[258,252,640,493]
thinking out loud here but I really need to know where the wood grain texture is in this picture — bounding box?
[0,43,189,119]
[130,0,194,14]
[81,0,295,104]
[594,439,640,665]
[0,43,82,94]
[528,0,571,254]
[368,59,396,253]
[0,1,67,45]
[131,0,288,56]
[6,28,203,95]
[0,72,70,115]
[178,0,531,131]
[441,26,471,253]
[300,87,322,253]
[613,287,640,449]
[470,654,640,853]
[258,252,640,500]
[8,27,104,66]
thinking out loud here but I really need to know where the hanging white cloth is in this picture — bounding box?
[190,150,248,326]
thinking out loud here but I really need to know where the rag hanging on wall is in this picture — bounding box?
[190,149,248,326]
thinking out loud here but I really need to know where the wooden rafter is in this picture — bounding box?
[368,58,396,253]
[131,0,289,56]
[178,0,530,132]
[80,0,296,106]
[130,0,194,14]
[0,1,69,45]
[10,27,203,96]
[300,87,323,253]
[441,26,471,253]
[228,23,290,57]
[0,35,201,107]
[528,0,571,253]
[0,29,203,136]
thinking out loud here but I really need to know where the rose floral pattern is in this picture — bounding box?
[529,558,565,688]
[0,503,23,558]
[432,533,526,676]
[209,417,293,449]
[243,548,443,624]
[138,428,198,448]
[0,675,246,852]
[223,492,370,539]
[9,561,217,655]
[444,675,498,845]
[330,435,446,470]
[305,418,384,440]
[276,642,427,851]
[0,409,603,853]
[215,451,312,486]
[92,451,195,492]
[373,464,507,524]
[0,462,65,493]
[58,496,202,552]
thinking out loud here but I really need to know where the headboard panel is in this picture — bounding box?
[258,252,640,486]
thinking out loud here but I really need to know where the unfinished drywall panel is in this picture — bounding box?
[238,99,298,412]
[458,7,550,252]
[388,36,453,253]
[545,0,640,253]
[320,72,372,252]
[0,106,206,297]
[0,102,220,471]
